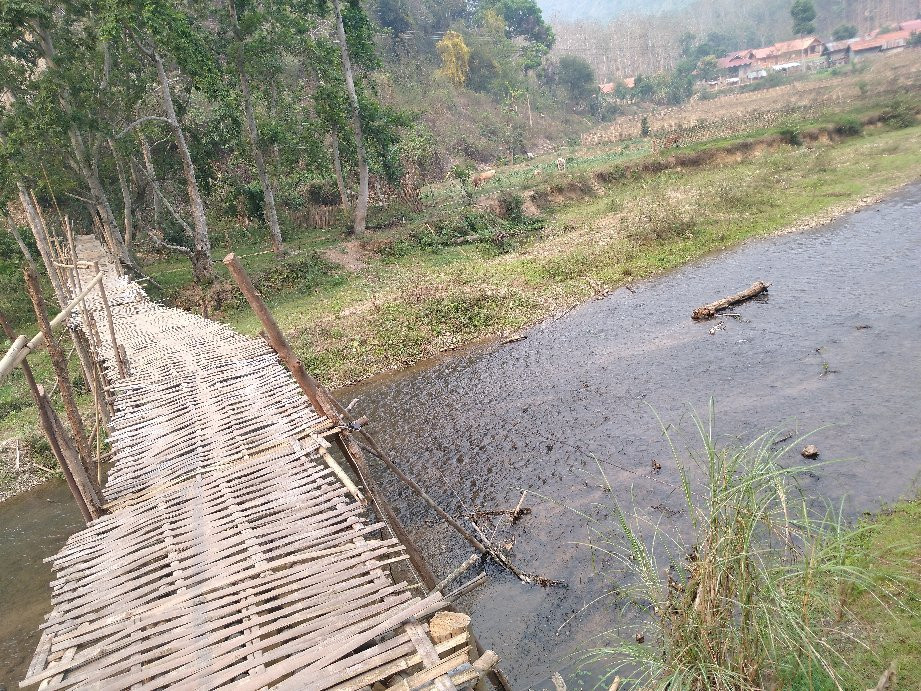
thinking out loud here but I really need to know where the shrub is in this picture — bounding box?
[574,403,883,690]
[881,98,917,129]
[779,125,803,146]
[640,116,651,137]
[833,116,863,137]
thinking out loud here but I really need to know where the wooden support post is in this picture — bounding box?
[92,261,128,379]
[0,313,91,522]
[223,254,337,418]
[23,265,96,478]
[37,387,104,520]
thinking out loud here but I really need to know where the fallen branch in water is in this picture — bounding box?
[692,281,769,320]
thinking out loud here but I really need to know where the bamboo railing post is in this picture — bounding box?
[37,387,104,518]
[23,264,96,478]
[0,312,91,521]
[92,261,128,378]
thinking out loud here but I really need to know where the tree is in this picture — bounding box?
[331,0,370,236]
[697,55,719,82]
[832,24,858,40]
[557,55,595,103]
[436,31,470,87]
[226,0,285,256]
[480,0,554,70]
[791,0,816,36]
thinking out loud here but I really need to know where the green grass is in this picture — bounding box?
[224,121,921,387]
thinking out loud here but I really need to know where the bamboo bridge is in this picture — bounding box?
[9,237,499,690]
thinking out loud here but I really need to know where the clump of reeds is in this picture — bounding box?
[580,402,881,690]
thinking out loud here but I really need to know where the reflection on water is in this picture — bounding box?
[1,185,920,688]
[0,481,82,687]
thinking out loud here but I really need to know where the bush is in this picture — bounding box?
[833,116,863,137]
[574,403,883,690]
[779,125,803,146]
[881,98,917,129]
[640,116,650,137]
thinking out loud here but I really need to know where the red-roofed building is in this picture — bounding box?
[851,30,911,60]
[899,19,921,33]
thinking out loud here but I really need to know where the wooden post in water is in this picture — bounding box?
[23,265,96,479]
[37,387,104,519]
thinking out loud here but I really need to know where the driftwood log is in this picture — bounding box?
[692,281,769,320]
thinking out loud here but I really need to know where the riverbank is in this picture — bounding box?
[1,104,920,501]
[228,116,921,388]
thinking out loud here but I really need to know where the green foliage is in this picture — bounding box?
[833,115,862,136]
[477,0,554,69]
[556,55,596,103]
[831,24,858,40]
[640,115,650,137]
[780,124,803,145]
[881,97,917,129]
[791,0,816,36]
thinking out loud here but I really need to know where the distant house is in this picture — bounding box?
[599,82,615,94]
[717,51,754,78]
[898,19,921,33]
[823,39,854,65]
[761,36,826,68]
[599,78,634,96]
[851,30,911,60]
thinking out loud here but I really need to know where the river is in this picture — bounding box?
[2,183,920,688]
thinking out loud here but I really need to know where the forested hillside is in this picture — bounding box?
[549,0,921,78]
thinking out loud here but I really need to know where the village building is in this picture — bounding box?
[823,39,854,65]
[851,29,912,60]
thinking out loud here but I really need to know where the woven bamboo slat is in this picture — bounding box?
[21,237,494,690]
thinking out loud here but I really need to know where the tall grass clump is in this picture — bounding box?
[579,403,882,690]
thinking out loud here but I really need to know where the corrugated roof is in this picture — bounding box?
[852,30,910,51]
[899,19,921,33]
[772,36,823,54]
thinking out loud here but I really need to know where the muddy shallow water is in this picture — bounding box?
[2,184,920,688]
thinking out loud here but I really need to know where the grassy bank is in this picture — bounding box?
[219,116,921,388]
[579,412,921,689]
[1,99,920,499]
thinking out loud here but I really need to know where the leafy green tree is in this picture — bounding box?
[697,55,719,82]
[557,55,595,103]
[478,0,554,70]
[832,24,858,40]
[791,0,816,36]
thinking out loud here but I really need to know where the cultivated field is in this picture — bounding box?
[582,50,921,146]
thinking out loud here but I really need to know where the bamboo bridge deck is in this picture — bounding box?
[20,237,490,690]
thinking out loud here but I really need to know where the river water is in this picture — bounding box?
[2,184,920,688]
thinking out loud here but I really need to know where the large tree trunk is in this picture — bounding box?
[332,0,369,235]
[329,127,351,213]
[109,139,135,248]
[228,0,284,256]
[138,135,162,235]
[150,45,213,282]
[35,23,132,269]
[17,182,67,305]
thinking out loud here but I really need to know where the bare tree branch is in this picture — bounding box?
[115,116,172,139]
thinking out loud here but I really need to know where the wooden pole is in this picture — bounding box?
[0,272,103,382]
[223,254,336,417]
[222,253,513,690]
[23,264,95,478]
[37,388,104,518]
[92,261,128,379]
[0,312,91,522]
[37,387,102,520]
